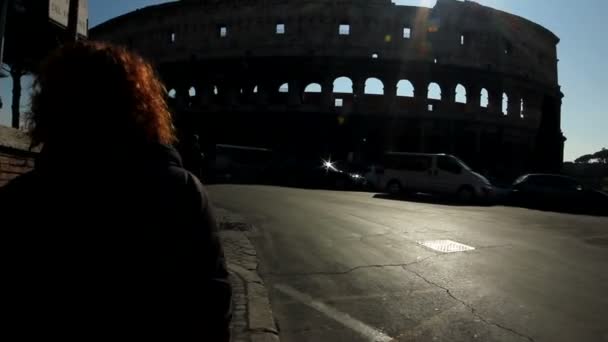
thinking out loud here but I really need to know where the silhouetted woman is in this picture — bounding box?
[0,42,231,341]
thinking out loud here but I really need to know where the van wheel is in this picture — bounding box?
[387,180,402,195]
[457,186,475,203]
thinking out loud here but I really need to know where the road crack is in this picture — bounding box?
[358,231,392,241]
[261,254,444,277]
[402,267,535,342]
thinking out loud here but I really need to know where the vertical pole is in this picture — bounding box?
[0,0,9,111]
[0,0,9,76]
[10,67,21,128]
[67,0,80,41]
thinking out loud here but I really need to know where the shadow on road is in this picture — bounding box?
[373,192,488,207]
[507,202,608,217]
[209,181,608,217]
[373,193,608,217]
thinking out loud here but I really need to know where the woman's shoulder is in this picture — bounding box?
[0,171,40,196]
[0,171,41,213]
[162,165,209,205]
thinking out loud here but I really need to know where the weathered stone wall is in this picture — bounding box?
[92,0,559,87]
[0,126,36,187]
[90,0,564,176]
[0,150,35,187]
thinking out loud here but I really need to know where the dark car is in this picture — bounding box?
[265,158,365,190]
[510,174,608,214]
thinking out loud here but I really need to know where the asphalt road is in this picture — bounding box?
[208,185,608,342]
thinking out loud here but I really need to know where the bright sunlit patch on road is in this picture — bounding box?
[417,240,475,253]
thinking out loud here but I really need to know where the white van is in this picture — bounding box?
[365,152,493,201]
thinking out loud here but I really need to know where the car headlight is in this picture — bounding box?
[350,173,362,179]
[321,158,338,172]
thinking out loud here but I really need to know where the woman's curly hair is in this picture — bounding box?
[28,41,175,148]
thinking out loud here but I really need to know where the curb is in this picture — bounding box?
[229,265,279,342]
[216,208,280,342]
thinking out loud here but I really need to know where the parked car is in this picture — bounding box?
[365,152,493,202]
[510,174,608,214]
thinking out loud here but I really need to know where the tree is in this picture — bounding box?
[575,154,594,164]
[593,148,608,164]
[575,148,607,164]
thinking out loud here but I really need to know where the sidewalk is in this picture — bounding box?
[216,208,279,342]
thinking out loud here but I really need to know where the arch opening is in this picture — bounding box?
[333,77,353,94]
[304,83,322,93]
[480,88,489,108]
[396,80,414,97]
[364,78,384,95]
[279,83,289,93]
[455,84,467,104]
[502,93,509,115]
[428,82,441,100]
[302,83,322,105]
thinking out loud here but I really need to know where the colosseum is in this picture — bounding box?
[91,0,565,179]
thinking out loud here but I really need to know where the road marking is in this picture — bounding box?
[417,240,475,253]
[274,284,394,342]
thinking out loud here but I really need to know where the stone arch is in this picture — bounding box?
[428,82,441,100]
[364,78,384,95]
[333,77,353,94]
[279,83,289,93]
[480,88,489,108]
[238,84,258,103]
[396,80,414,97]
[502,93,509,115]
[168,88,176,98]
[455,84,467,104]
[304,83,322,93]
[302,83,322,106]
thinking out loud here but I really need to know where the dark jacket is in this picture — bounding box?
[0,144,231,341]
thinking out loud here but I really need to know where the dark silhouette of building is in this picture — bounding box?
[91,0,565,179]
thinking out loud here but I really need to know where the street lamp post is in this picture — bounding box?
[0,0,9,78]
[67,0,80,42]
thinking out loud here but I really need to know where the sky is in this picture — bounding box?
[0,0,606,161]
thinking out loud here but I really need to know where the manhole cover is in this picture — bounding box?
[417,240,475,253]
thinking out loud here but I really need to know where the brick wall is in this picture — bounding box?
[0,126,38,188]
[0,150,35,187]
